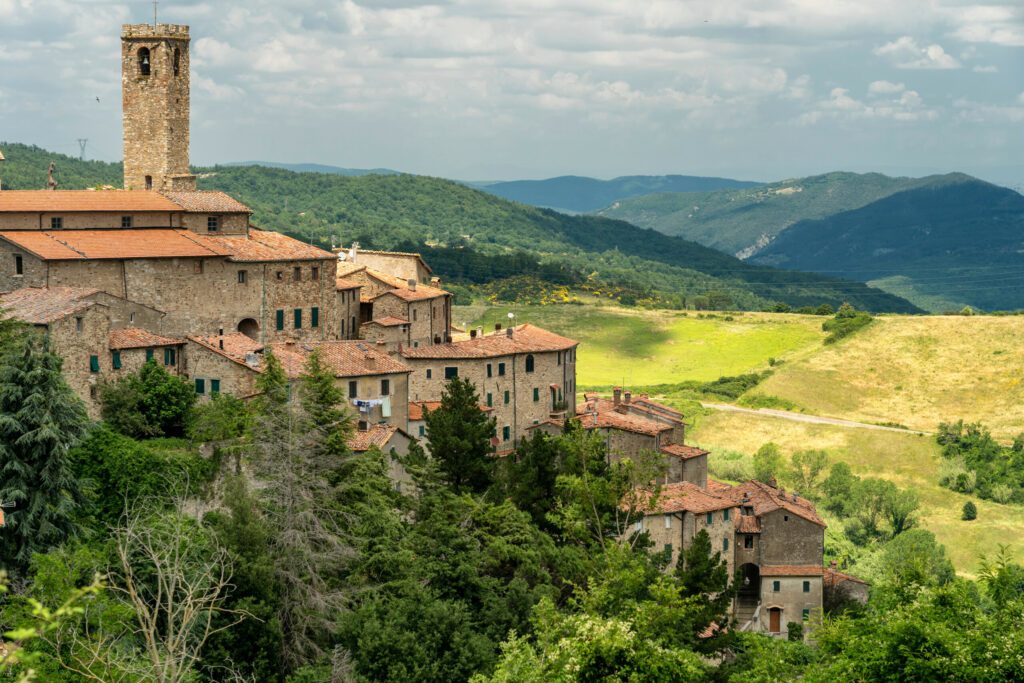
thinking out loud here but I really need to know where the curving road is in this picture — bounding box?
[700,402,930,436]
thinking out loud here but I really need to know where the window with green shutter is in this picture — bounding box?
[89,355,99,373]
[294,308,302,329]
[723,508,730,521]
[486,393,493,407]
[498,362,506,376]
[502,426,510,441]
[146,348,154,362]
[112,351,122,370]
[276,309,284,331]
[503,390,509,405]
[803,580,811,593]
[486,363,492,378]
[773,580,780,592]
[802,608,810,621]
[164,348,176,366]
[311,307,320,328]
[210,379,221,394]
[706,512,712,525]
[444,366,458,379]
[195,378,205,395]
[533,387,539,402]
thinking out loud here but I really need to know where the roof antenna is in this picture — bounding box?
[46,161,58,190]
[152,0,159,26]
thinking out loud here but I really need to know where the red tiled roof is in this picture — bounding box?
[718,480,826,527]
[160,191,251,213]
[0,190,181,213]
[336,263,367,279]
[735,516,761,533]
[401,324,576,359]
[109,327,183,349]
[576,406,673,437]
[760,565,824,577]
[409,400,492,421]
[348,424,407,452]
[269,340,411,378]
[660,443,708,460]
[335,277,362,290]
[0,286,99,324]
[824,565,869,587]
[197,229,334,262]
[366,316,409,327]
[361,268,450,301]
[0,229,229,260]
[638,481,737,515]
[706,479,734,494]
[632,396,684,419]
[188,333,265,368]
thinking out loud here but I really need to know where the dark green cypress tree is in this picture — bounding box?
[0,334,90,572]
[424,377,496,494]
[674,528,737,650]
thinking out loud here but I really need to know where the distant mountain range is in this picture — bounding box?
[0,143,917,314]
[225,161,401,176]
[476,174,760,213]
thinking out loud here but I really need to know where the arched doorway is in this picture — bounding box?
[739,563,760,598]
[238,318,259,340]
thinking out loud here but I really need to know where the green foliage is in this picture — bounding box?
[99,360,196,438]
[937,420,1024,503]
[963,501,978,521]
[673,529,736,651]
[752,443,784,484]
[787,450,830,499]
[0,335,89,573]
[495,430,566,531]
[425,377,496,494]
[821,304,873,344]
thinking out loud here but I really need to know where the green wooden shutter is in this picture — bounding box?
[486,393,492,407]
[89,355,99,373]
[294,308,302,329]
[146,348,154,361]
[503,390,509,405]
[210,379,221,394]
[533,387,539,402]
[276,309,285,330]
[112,351,122,370]
[311,307,319,328]
[195,378,205,395]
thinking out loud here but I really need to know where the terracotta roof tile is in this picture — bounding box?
[348,424,406,452]
[575,405,673,437]
[661,443,709,460]
[409,400,492,421]
[718,480,826,528]
[196,229,334,262]
[187,333,265,368]
[0,229,230,260]
[401,324,576,359]
[638,481,737,515]
[109,328,183,350]
[0,286,100,324]
[336,263,367,278]
[160,190,251,213]
[760,565,824,577]
[335,277,362,290]
[824,565,869,587]
[0,190,181,213]
[269,340,411,378]
[366,316,409,327]
[735,516,761,533]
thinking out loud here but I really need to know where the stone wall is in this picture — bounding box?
[345,371,410,429]
[183,341,259,398]
[47,305,112,417]
[0,247,46,292]
[181,213,248,235]
[758,510,824,566]
[760,576,822,635]
[351,252,430,283]
[336,287,360,339]
[404,346,576,448]
[0,212,179,230]
[680,455,708,488]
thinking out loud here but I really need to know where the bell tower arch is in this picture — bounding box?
[121,23,196,191]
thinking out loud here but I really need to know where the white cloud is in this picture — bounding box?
[972,65,998,73]
[868,80,905,95]
[875,36,960,69]
[798,83,938,125]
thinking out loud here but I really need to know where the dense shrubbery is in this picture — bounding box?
[937,420,1024,503]
[822,303,874,344]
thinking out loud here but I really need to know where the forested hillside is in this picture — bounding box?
[0,143,918,312]
[477,173,760,213]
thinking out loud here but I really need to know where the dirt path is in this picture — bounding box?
[700,402,930,435]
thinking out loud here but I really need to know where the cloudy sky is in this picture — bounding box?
[1,0,1021,184]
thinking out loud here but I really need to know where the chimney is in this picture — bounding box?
[624,391,632,405]
[218,339,224,350]
[365,354,376,368]
[407,279,417,291]
[506,327,513,338]
[349,243,358,262]
[431,276,441,286]
[477,326,483,338]
[613,387,622,405]
[495,323,502,332]
[470,329,477,339]
[830,560,838,569]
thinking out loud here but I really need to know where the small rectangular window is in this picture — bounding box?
[723,508,730,521]
[293,267,302,281]
[744,535,754,549]
[533,387,539,402]
[112,351,122,370]
[664,543,673,558]
[276,271,284,280]
[294,308,302,329]
[75,317,83,333]
[146,348,154,362]
[207,216,220,232]
[50,217,63,229]
[664,516,672,529]
[803,580,811,593]
[723,538,729,551]
[773,580,781,592]
[498,362,506,376]
[419,425,426,437]
[311,307,319,328]
[163,348,176,366]
[381,379,390,396]
[348,380,357,399]
[194,260,203,274]
[276,309,284,331]
[238,270,247,284]
[444,366,458,379]
[121,216,133,228]
[503,390,510,405]
[486,393,493,407]
[195,378,205,395]
[413,309,418,321]
[487,363,493,378]
[89,355,99,373]
[502,425,510,441]
[557,352,562,365]
[14,254,23,276]
[802,608,810,621]
[426,369,432,379]
[211,379,221,394]
[311,266,319,280]
[706,512,712,525]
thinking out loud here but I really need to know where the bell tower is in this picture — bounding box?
[121,23,196,191]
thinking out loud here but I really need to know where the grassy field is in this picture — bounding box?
[752,315,1024,439]
[455,304,825,387]
[690,411,1024,574]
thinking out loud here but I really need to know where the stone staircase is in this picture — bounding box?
[736,597,760,631]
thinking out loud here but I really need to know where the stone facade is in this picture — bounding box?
[336,282,361,340]
[122,24,195,191]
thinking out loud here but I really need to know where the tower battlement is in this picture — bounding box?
[121,24,190,39]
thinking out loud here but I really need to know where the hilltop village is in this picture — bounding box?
[0,22,857,638]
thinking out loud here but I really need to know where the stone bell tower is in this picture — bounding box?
[121,23,196,191]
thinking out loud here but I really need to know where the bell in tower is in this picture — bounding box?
[121,23,196,192]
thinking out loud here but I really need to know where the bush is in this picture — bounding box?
[788,621,804,641]
[990,484,1013,504]
[822,304,873,344]
[709,450,753,483]
[99,360,196,438]
[962,501,978,521]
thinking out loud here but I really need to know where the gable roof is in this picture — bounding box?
[187,333,265,369]
[401,324,576,360]
[824,564,869,587]
[638,481,737,515]
[197,229,334,262]
[268,340,412,378]
[335,277,362,290]
[760,565,824,577]
[348,424,409,452]
[0,286,100,324]
[576,405,674,437]
[109,328,183,350]
[660,443,709,460]
[0,190,182,213]
[409,400,493,421]
[159,191,252,213]
[365,316,409,327]
[718,480,826,527]
[0,229,229,260]
[350,248,433,274]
